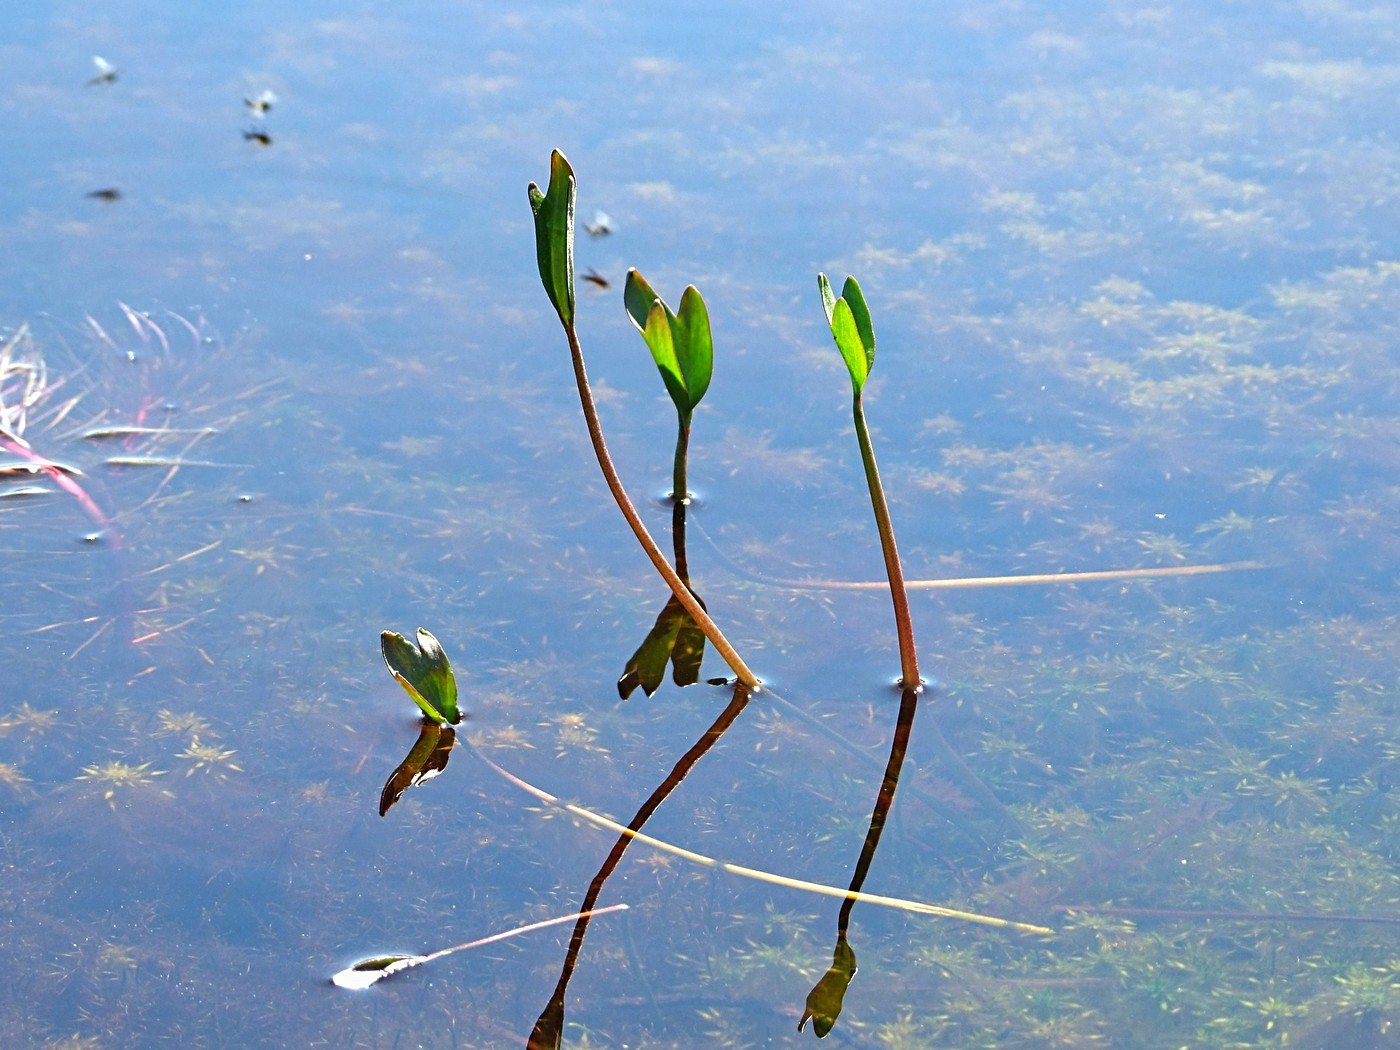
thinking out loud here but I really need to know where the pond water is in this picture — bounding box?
[4,1,1400,1047]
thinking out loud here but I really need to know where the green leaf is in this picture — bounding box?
[830,299,869,393]
[817,272,839,326]
[797,935,858,1037]
[527,150,576,328]
[840,276,875,369]
[673,286,713,410]
[624,268,672,334]
[381,628,460,725]
[817,273,877,395]
[641,302,690,417]
[625,270,713,415]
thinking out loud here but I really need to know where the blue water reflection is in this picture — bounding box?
[3,1,1400,1046]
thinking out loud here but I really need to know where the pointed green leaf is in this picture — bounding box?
[626,271,712,414]
[817,272,838,326]
[840,276,875,371]
[641,301,691,416]
[617,602,682,700]
[527,150,576,328]
[818,273,877,395]
[830,299,869,393]
[381,628,460,724]
[798,936,858,1037]
[624,269,673,334]
[673,286,713,410]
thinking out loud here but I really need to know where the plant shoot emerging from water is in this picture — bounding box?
[623,269,713,502]
[528,149,757,690]
[381,627,460,724]
[818,273,921,690]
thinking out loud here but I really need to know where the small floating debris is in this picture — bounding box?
[0,458,84,477]
[244,89,277,116]
[331,904,628,990]
[103,456,244,468]
[82,425,219,440]
[583,210,612,236]
[86,56,118,87]
[86,188,122,203]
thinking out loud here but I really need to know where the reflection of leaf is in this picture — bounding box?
[527,993,564,1050]
[617,591,708,699]
[381,628,460,724]
[798,936,857,1038]
[379,721,456,816]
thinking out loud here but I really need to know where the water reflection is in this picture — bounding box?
[6,0,1400,1045]
[528,680,754,1050]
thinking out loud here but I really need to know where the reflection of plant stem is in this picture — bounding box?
[853,394,919,690]
[672,414,691,579]
[799,687,918,1037]
[563,322,758,690]
[836,686,919,935]
[526,680,755,1050]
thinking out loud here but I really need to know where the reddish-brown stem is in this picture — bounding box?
[564,324,759,690]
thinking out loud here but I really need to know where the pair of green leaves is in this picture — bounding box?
[818,273,876,395]
[624,270,713,420]
[528,150,714,420]
[381,628,460,725]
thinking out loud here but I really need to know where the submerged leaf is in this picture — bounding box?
[381,628,460,724]
[798,935,858,1037]
[527,150,576,328]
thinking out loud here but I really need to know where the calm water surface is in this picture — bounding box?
[3,2,1400,1047]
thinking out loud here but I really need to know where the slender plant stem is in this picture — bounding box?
[852,394,920,689]
[564,323,759,690]
[672,412,691,505]
[672,414,691,579]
